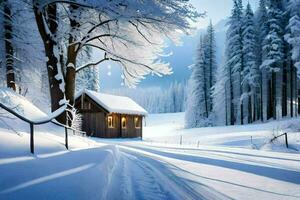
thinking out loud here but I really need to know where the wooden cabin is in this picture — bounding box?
[75,90,148,138]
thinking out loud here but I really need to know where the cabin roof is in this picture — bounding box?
[76,89,148,116]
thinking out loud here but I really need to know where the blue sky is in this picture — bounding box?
[191,0,258,28]
[99,0,259,91]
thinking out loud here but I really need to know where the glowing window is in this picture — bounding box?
[108,116,114,128]
[134,117,141,129]
[121,117,127,129]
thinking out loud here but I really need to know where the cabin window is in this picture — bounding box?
[134,117,141,129]
[108,116,114,128]
[121,117,127,129]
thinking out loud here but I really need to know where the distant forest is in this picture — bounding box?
[108,81,187,114]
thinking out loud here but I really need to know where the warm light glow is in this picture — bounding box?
[135,117,141,129]
[108,116,113,128]
[122,117,127,129]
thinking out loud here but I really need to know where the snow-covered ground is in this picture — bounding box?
[144,112,300,152]
[1,111,300,199]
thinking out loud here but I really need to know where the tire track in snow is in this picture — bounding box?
[124,152,172,200]
[104,145,225,200]
[119,144,234,200]
[104,149,173,200]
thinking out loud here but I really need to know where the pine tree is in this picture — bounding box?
[212,64,228,125]
[285,0,300,117]
[255,0,268,121]
[185,36,209,128]
[225,0,244,125]
[261,0,285,120]
[76,67,100,92]
[242,3,259,123]
[204,20,217,113]
[76,47,100,92]
[285,0,300,73]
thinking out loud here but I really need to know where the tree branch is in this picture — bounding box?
[76,53,108,72]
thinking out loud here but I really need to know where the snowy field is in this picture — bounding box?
[144,112,300,152]
[1,112,300,199]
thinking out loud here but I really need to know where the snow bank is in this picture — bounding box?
[0,87,47,121]
[0,87,67,124]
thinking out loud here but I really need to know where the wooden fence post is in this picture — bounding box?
[30,123,34,154]
[180,135,182,146]
[285,133,288,148]
[65,127,68,150]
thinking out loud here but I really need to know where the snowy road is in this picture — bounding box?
[103,142,300,200]
[105,146,224,200]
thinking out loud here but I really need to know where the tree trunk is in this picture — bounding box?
[229,69,235,125]
[248,94,252,124]
[276,68,283,120]
[225,83,228,126]
[295,70,299,116]
[271,72,276,119]
[203,62,208,118]
[33,4,65,123]
[239,72,243,125]
[65,5,80,107]
[290,63,294,117]
[4,0,16,91]
[267,76,272,120]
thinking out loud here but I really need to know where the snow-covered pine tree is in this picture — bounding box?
[285,0,300,117]
[212,63,228,126]
[255,0,269,121]
[185,36,209,128]
[203,20,217,113]
[225,0,244,125]
[76,67,100,92]
[285,0,300,73]
[261,0,285,120]
[76,46,100,92]
[108,81,187,114]
[242,3,259,124]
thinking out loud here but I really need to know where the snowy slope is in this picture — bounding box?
[0,87,47,120]
[0,87,67,123]
[144,113,300,152]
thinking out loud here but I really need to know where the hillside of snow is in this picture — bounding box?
[144,112,300,152]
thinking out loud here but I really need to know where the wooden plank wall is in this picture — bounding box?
[120,115,142,138]
[102,114,143,138]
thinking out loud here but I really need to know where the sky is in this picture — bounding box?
[99,0,259,91]
[191,0,258,28]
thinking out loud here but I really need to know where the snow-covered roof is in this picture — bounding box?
[76,89,148,116]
